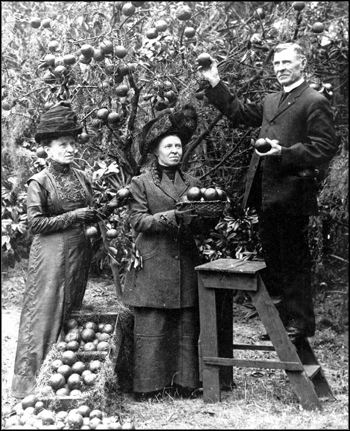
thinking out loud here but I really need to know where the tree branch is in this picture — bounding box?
[199,130,251,180]
[181,112,223,171]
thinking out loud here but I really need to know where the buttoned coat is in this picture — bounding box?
[205,81,337,215]
[123,168,201,309]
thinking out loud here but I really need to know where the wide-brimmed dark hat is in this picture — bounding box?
[138,103,198,166]
[35,101,83,143]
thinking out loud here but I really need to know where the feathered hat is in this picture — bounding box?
[137,103,198,168]
[35,101,83,143]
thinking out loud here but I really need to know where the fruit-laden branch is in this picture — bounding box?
[199,129,251,180]
[181,113,223,171]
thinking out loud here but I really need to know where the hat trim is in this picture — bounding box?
[35,127,83,143]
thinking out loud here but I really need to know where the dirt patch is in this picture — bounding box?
[1,270,348,429]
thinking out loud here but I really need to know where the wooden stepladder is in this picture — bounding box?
[196,258,335,411]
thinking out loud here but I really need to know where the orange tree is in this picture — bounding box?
[2,1,348,286]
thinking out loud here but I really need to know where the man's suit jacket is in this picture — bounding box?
[205,80,337,215]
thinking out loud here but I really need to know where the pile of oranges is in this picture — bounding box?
[39,318,115,398]
[182,186,227,202]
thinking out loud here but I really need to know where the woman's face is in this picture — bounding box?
[156,135,183,167]
[44,135,76,165]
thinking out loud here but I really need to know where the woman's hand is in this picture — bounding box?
[175,208,198,226]
[73,207,97,223]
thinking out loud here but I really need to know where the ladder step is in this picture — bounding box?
[233,343,275,351]
[304,364,321,379]
[203,357,304,371]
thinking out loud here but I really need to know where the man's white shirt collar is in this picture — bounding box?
[283,77,305,93]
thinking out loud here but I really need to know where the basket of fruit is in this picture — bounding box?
[176,186,228,218]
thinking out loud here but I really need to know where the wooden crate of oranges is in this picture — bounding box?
[35,313,121,411]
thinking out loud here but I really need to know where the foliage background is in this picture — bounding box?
[1,1,348,321]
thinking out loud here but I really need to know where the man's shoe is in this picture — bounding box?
[285,326,308,343]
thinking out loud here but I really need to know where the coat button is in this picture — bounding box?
[174,255,179,260]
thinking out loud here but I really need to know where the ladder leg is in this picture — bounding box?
[198,275,220,403]
[295,338,336,399]
[249,275,322,410]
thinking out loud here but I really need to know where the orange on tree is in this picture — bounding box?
[85,225,99,237]
[63,54,76,65]
[106,228,118,238]
[312,22,325,33]
[255,7,266,19]
[115,45,128,59]
[48,40,59,52]
[100,40,113,54]
[122,2,136,17]
[96,108,109,121]
[176,5,192,21]
[293,2,306,11]
[118,64,129,76]
[184,27,196,38]
[108,112,121,124]
[155,19,168,32]
[93,49,105,62]
[30,17,41,28]
[131,1,145,6]
[145,27,158,39]
[44,54,56,66]
[81,44,94,58]
[197,53,212,68]
[41,18,51,28]
[54,65,67,76]
[115,84,129,97]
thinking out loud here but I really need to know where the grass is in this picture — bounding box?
[1,266,348,429]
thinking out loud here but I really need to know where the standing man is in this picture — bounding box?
[198,42,337,342]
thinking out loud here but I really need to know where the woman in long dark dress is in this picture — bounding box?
[11,102,118,399]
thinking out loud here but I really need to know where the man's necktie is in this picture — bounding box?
[279,91,289,107]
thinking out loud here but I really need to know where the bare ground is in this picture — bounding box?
[1,265,349,429]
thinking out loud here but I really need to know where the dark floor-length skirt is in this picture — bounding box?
[132,306,200,393]
[11,226,92,398]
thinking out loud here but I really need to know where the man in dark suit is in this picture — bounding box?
[199,42,338,342]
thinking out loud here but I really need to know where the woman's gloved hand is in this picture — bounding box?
[73,207,98,223]
[175,208,198,226]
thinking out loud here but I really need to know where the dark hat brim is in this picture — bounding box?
[35,126,83,144]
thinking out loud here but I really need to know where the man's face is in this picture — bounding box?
[273,47,306,87]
